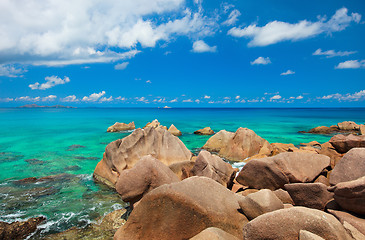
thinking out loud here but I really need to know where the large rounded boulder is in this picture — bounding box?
[219,128,272,161]
[236,152,330,190]
[242,207,352,240]
[202,130,235,153]
[114,177,248,240]
[93,127,192,188]
[329,134,365,153]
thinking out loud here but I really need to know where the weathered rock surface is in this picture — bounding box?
[114,177,248,240]
[94,127,192,188]
[0,216,46,240]
[189,227,239,240]
[168,124,182,136]
[331,176,365,215]
[219,128,272,161]
[169,161,195,180]
[300,141,321,147]
[316,142,343,168]
[299,230,325,240]
[190,150,236,188]
[143,119,161,129]
[329,134,365,153]
[194,127,215,135]
[299,126,340,135]
[273,189,294,205]
[338,121,360,131]
[107,122,135,132]
[202,130,234,152]
[285,183,333,210]
[238,189,284,220]
[329,148,365,185]
[115,155,180,205]
[271,143,298,156]
[360,125,365,135]
[343,221,365,240]
[327,209,365,236]
[236,152,330,190]
[314,175,330,186]
[242,207,351,240]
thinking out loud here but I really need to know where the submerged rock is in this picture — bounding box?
[114,177,248,240]
[25,158,45,165]
[194,127,215,135]
[93,127,192,188]
[107,122,135,132]
[67,144,86,151]
[0,216,46,240]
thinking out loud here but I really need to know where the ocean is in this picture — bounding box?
[0,107,364,238]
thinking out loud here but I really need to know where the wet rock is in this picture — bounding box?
[0,216,46,240]
[242,207,351,240]
[329,148,365,185]
[329,134,365,153]
[189,227,239,240]
[114,177,248,240]
[284,183,333,210]
[107,122,135,132]
[236,152,330,190]
[115,155,180,205]
[190,150,236,188]
[67,144,86,151]
[219,128,272,161]
[168,124,182,136]
[202,130,235,152]
[238,189,284,220]
[194,127,215,135]
[13,177,38,184]
[93,127,192,188]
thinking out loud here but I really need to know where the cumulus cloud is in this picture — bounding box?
[0,97,14,102]
[29,76,70,90]
[99,96,113,102]
[251,57,271,65]
[296,95,304,100]
[15,96,40,102]
[270,95,282,100]
[42,95,57,101]
[192,40,217,53]
[204,95,211,99]
[335,60,365,69]
[228,7,361,47]
[222,9,241,26]
[0,0,217,66]
[281,70,295,75]
[182,99,193,102]
[82,91,106,102]
[61,95,78,102]
[114,62,129,70]
[235,95,240,99]
[0,64,27,77]
[170,98,178,103]
[146,80,152,83]
[320,90,365,101]
[313,48,357,58]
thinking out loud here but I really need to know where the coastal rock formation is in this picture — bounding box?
[273,189,294,205]
[300,126,340,134]
[329,134,365,153]
[238,189,284,220]
[327,209,365,236]
[242,207,351,240]
[114,177,248,240]
[93,127,192,188]
[0,216,46,240]
[190,227,239,240]
[300,141,321,147]
[331,176,365,215]
[143,119,160,129]
[299,230,325,240]
[194,127,215,135]
[202,130,234,152]
[299,121,363,135]
[329,148,365,185]
[169,161,195,180]
[219,128,272,161]
[338,121,360,131]
[236,152,330,190]
[115,155,179,205]
[107,122,135,132]
[360,125,365,135]
[271,143,298,155]
[168,124,182,136]
[190,150,236,188]
[284,183,333,210]
[316,142,343,168]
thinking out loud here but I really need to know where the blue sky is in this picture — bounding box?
[0,0,364,107]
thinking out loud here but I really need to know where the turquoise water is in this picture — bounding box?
[0,107,364,237]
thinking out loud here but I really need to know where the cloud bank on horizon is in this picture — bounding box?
[0,0,364,106]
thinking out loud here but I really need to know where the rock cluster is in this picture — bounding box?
[299,121,364,135]
[107,122,135,132]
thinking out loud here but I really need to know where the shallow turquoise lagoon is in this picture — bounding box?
[0,107,364,237]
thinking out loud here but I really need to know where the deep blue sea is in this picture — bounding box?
[0,107,364,237]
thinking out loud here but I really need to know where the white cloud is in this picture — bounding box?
[114,62,129,70]
[42,95,57,101]
[192,40,217,53]
[62,95,78,102]
[313,48,357,58]
[320,90,365,101]
[82,91,106,102]
[170,98,178,103]
[270,95,282,100]
[222,9,241,26]
[116,96,126,101]
[135,96,149,103]
[146,80,152,83]
[0,64,27,77]
[228,7,361,47]
[0,97,14,102]
[251,57,271,65]
[204,95,211,99]
[281,70,295,75]
[29,76,70,90]
[100,96,113,102]
[0,0,217,66]
[335,60,365,69]
[195,99,201,103]
[182,99,193,102]
[296,95,303,100]
[235,95,240,99]
[15,96,40,102]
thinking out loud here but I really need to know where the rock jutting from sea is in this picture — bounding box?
[88,124,365,240]
[299,121,365,135]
